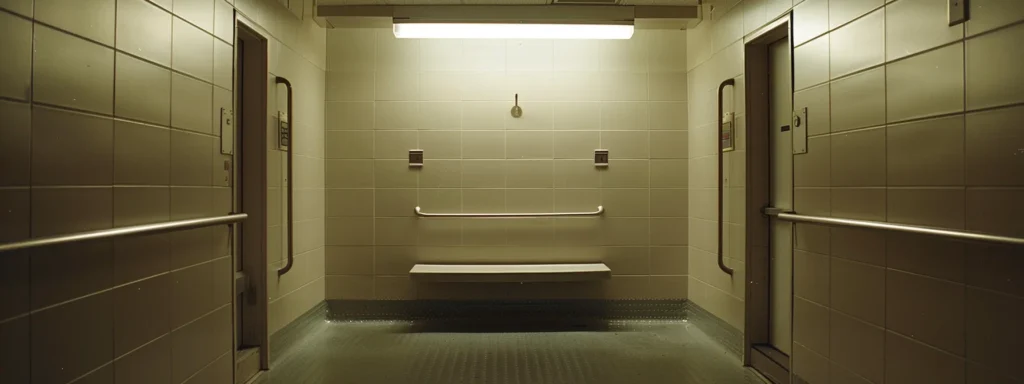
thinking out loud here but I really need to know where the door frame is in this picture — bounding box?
[742,14,793,384]
[235,19,270,376]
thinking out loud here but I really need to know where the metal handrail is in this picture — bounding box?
[276,76,295,277]
[717,78,736,275]
[415,206,605,218]
[0,213,248,254]
[764,209,1024,247]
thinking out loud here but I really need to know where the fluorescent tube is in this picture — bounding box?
[393,23,634,39]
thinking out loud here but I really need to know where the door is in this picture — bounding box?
[236,22,270,383]
[767,37,793,356]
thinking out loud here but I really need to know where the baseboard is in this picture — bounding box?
[751,345,790,384]
[268,301,328,366]
[326,299,689,321]
[684,301,745,359]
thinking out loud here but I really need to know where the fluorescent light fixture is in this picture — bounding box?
[393,23,634,39]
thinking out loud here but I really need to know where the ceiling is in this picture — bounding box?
[318,0,699,5]
[316,0,702,29]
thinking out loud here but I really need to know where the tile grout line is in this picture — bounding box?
[269,275,325,307]
[111,0,121,364]
[796,18,1024,95]
[28,3,36,379]
[26,254,230,317]
[370,41,378,300]
[29,99,225,140]
[804,100,1024,139]
[961,16,970,348]
[19,8,229,93]
[12,270,234,380]
[176,339,233,383]
[170,302,233,335]
[881,14,889,380]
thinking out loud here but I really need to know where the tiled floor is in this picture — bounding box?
[256,318,764,384]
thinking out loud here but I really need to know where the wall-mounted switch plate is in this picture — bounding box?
[948,0,967,26]
[278,111,290,150]
[595,149,609,167]
[793,107,808,155]
[721,112,735,152]
[409,149,424,168]
[220,108,234,155]
[222,159,232,185]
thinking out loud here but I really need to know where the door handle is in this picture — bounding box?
[717,79,736,276]
[275,77,295,277]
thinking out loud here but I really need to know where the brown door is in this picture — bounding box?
[235,21,269,384]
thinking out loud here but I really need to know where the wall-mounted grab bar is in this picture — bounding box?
[717,78,736,276]
[276,76,295,277]
[764,209,1024,247]
[414,206,605,218]
[0,214,248,254]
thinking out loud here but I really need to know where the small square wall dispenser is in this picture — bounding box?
[409,149,424,168]
[595,149,609,167]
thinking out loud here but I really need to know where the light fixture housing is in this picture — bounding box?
[392,22,634,39]
[318,5,700,33]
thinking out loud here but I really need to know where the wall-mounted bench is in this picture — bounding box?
[410,208,609,283]
[410,263,611,283]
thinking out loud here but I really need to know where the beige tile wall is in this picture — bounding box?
[324,29,690,300]
[686,0,747,330]
[688,0,1024,383]
[243,0,329,338]
[0,0,324,383]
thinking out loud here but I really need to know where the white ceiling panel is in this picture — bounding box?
[460,0,550,4]
[321,0,696,5]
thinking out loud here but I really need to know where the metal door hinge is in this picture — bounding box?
[948,0,967,26]
[235,271,248,294]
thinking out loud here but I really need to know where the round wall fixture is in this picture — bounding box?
[510,94,523,118]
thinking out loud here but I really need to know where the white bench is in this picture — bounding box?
[409,263,611,283]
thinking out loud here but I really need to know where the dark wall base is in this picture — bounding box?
[326,299,689,321]
[268,300,745,364]
[683,302,745,360]
[268,301,328,366]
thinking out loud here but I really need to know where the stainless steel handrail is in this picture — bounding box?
[0,213,248,254]
[764,209,1024,247]
[415,206,605,218]
[276,76,295,277]
[717,78,735,275]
